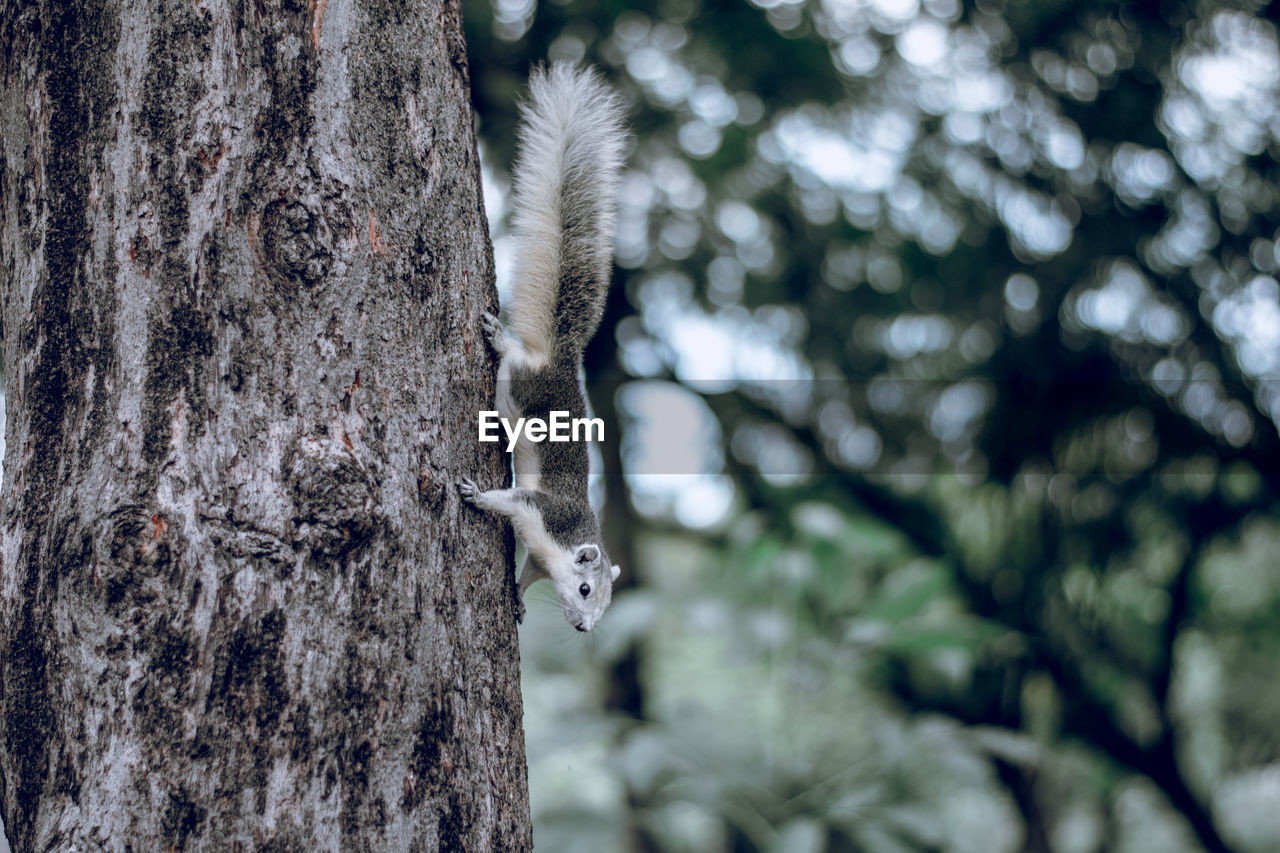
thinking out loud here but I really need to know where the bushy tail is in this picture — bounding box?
[507,63,626,362]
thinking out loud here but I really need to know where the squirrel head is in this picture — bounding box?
[552,542,620,632]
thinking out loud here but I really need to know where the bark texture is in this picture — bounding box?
[0,0,529,849]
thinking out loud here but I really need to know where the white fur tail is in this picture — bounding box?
[507,63,626,363]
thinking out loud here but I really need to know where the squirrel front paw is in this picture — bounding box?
[480,312,508,355]
[458,477,482,506]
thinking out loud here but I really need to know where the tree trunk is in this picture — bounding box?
[0,0,530,850]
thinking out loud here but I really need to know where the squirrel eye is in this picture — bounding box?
[578,583,591,598]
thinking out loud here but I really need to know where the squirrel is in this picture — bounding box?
[459,63,626,632]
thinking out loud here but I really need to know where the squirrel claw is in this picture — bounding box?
[458,477,480,506]
[480,312,507,353]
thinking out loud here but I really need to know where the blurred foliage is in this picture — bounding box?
[462,0,1280,850]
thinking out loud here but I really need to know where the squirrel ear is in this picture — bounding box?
[610,564,621,581]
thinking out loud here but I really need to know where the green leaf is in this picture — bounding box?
[865,565,948,623]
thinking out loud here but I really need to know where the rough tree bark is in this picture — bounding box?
[0,0,530,849]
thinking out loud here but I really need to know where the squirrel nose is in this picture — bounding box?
[574,623,587,632]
